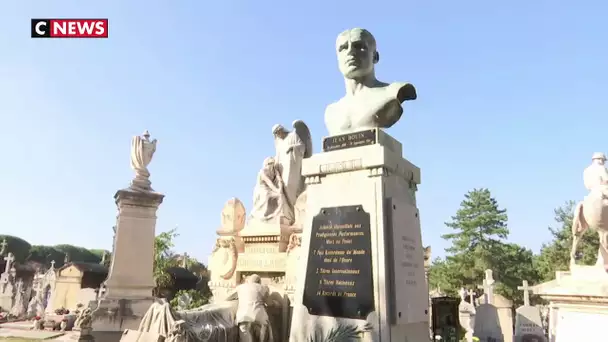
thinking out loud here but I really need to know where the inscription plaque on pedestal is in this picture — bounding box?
[302,205,374,320]
[322,129,377,152]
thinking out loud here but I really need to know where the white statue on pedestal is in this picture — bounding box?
[130,130,157,192]
[571,152,608,269]
[250,121,311,225]
[324,28,417,135]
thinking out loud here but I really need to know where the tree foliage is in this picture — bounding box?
[430,188,539,305]
[153,228,180,295]
[27,245,67,267]
[535,201,599,282]
[0,235,32,262]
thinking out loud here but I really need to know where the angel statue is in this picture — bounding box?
[130,130,158,192]
[271,120,313,224]
[250,157,287,222]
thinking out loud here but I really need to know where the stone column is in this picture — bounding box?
[104,189,164,299]
[90,131,163,338]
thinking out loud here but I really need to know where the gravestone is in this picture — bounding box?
[0,253,16,311]
[514,280,546,342]
[474,270,503,342]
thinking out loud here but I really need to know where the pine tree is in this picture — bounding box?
[441,188,509,283]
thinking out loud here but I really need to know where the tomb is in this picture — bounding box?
[51,262,108,312]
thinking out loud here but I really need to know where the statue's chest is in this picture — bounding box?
[338,93,399,129]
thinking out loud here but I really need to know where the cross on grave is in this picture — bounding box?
[182,252,189,268]
[50,260,56,269]
[518,280,534,306]
[477,269,495,304]
[3,252,15,274]
[0,238,7,255]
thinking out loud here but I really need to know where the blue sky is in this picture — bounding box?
[1,1,606,263]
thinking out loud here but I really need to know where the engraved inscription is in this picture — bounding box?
[396,234,420,287]
[323,129,377,152]
[303,205,374,320]
[319,159,363,174]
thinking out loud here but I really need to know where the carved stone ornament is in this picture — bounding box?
[219,198,246,234]
[209,238,238,280]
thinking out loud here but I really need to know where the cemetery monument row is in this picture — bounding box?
[289,27,427,341]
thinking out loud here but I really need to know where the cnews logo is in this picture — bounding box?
[31,19,108,38]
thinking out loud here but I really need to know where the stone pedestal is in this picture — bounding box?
[105,189,164,298]
[91,188,164,340]
[534,265,608,342]
[289,130,429,342]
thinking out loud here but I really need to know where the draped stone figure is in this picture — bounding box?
[271,120,312,224]
[250,157,287,222]
[130,130,157,191]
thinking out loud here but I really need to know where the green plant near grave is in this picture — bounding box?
[307,321,372,342]
[153,228,180,296]
[169,289,210,309]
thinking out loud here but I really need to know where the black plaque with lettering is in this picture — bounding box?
[302,205,374,320]
[322,129,377,152]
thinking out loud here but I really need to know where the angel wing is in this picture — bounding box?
[292,120,313,158]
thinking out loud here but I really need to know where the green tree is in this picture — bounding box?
[0,235,32,262]
[535,201,599,282]
[53,244,101,263]
[27,245,65,266]
[441,188,509,284]
[427,257,461,296]
[429,188,538,304]
[493,243,539,305]
[153,229,180,296]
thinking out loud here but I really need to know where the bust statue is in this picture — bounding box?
[324,28,417,136]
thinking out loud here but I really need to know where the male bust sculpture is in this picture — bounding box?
[324,28,417,136]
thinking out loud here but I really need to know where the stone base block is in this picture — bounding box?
[90,297,155,338]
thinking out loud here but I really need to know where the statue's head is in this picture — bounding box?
[592,152,606,165]
[336,28,379,79]
[246,274,262,284]
[272,124,288,139]
[262,157,276,177]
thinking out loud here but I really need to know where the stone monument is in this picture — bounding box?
[90,130,165,339]
[514,280,546,342]
[207,120,312,340]
[534,152,608,342]
[289,28,426,341]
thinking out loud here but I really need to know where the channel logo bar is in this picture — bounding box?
[31,19,108,38]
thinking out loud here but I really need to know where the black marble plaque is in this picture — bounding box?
[322,129,377,152]
[302,205,374,320]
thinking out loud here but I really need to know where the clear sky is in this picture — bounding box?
[1,1,606,263]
